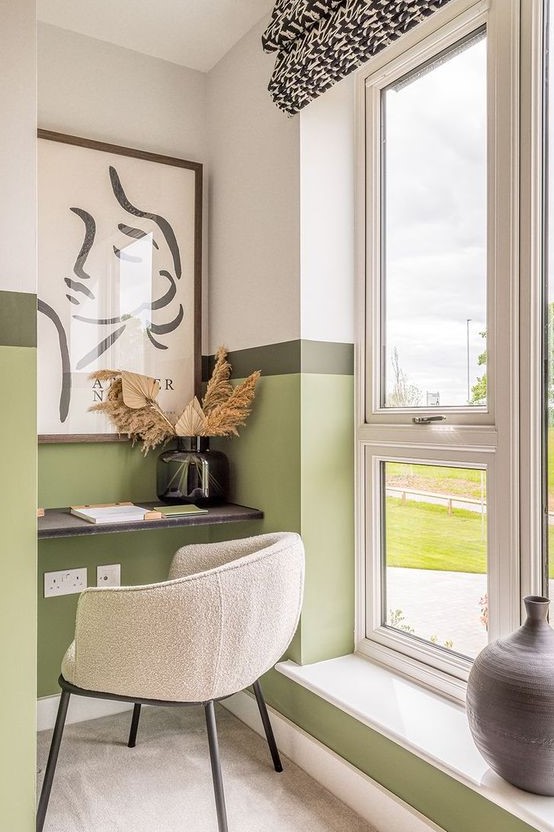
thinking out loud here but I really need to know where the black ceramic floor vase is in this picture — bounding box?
[466,595,554,795]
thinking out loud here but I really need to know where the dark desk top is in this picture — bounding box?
[38,502,264,540]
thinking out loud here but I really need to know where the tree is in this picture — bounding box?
[388,348,422,407]
[471,331,487,405]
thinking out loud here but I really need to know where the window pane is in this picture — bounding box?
[382,462,488,659]
[381,32,487,408]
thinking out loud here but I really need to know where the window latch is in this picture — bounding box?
[412,415,446,425]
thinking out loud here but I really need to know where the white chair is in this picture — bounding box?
[37,532,305,832]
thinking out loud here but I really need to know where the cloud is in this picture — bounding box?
[381,35,487,406]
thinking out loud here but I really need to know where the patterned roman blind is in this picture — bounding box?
[262,0,454,115]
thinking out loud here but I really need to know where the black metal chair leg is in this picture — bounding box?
[36,689,71,832]
[252,679,283,772]
[204,700,229,832]
[128,703,141,748]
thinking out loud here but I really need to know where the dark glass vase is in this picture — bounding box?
[467,596,554,795]
[156,437,229,506]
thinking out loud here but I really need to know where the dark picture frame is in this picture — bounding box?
[37,130,202,443]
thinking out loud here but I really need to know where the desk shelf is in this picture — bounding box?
[38,502,264,540]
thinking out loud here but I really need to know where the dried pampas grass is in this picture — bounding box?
[89,347,260,454]
[203,371,261,436]
[202,346,233,413]
[89,376,173,454]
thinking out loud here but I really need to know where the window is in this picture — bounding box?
[356,0,540,700]
[382,461,488,659]
[381,31,487,410]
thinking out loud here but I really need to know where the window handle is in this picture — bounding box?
[412,415,446,424]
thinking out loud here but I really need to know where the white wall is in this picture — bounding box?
[207,19,300,353]
[300,74,356,344]
[38,23,206,161]
[0,0,37,293]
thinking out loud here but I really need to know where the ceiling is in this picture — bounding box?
[36,0,275,73]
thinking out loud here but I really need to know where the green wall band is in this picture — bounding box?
[0,290,37,347]
[203,339,354,379]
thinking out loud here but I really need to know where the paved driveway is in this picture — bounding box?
[386,567,488,658]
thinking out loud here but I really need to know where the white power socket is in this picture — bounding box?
[97,564,121,587]
[44,567,87,598]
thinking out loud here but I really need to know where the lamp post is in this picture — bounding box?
[466,318,472,404]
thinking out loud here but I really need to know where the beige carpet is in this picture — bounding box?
[37,703,377,831]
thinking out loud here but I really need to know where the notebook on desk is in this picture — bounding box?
[154,504,208,516]
[70,503,162,524]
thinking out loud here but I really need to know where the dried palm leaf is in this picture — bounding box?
[121,371,161,409]
[175,397,206,436]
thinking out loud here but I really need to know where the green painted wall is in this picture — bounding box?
[0,345,37,831]
[299,373,354,664]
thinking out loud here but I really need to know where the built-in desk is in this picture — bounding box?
[38,502,264,539]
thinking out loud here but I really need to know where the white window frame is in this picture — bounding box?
[519,0,547,601]
[354,0,544,702]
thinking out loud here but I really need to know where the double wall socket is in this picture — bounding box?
[44,568,87,598]
[44,564,122,597]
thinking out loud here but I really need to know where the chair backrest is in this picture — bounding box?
[64,532,304,702]
[170,532,305,698]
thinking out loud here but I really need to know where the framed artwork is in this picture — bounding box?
[37,130,202,442]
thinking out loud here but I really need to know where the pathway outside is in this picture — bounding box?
[387,568,554,658]
[386,566,487,658]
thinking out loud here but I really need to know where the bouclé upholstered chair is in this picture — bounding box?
[37,531,305,832]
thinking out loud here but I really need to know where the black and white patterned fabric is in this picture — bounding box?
[262,0,454,115]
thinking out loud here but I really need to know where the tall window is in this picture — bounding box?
[358,0,525,699]
[381,31,487,411]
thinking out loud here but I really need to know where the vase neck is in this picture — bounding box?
[176,436,209,452]
[523,595,550,625]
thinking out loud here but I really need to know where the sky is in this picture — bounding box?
[383,33,487,408]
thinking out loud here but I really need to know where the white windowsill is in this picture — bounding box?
[276,654,554,832]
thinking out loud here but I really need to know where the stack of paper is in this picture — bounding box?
[70,505,154,525]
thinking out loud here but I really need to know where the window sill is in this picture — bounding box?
[276,654,554,832]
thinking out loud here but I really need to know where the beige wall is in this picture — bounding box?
[38,23,207,161]
[207,20,300,353]
[300,74,356,344]
[39,20,300,355]
[0,0,37,294]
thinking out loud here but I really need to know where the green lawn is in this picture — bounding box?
[386,436,554,576]
[386,497,487,573]
[386,497,554,577]
[386,462,485,500]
